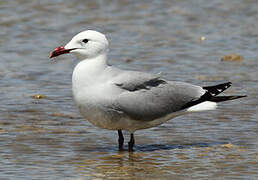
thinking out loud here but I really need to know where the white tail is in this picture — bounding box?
[187,101,217,112]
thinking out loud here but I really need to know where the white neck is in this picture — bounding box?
[72,54,108,93]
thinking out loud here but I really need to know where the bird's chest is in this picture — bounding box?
[72,84,122,130]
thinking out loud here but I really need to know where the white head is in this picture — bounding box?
[50,30,109,60]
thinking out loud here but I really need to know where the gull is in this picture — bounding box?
[50,30,246,151]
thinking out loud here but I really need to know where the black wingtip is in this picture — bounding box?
[210,95,247,102]
[181,82,245,110]
[203,81,232,90]
[203,81,232,97]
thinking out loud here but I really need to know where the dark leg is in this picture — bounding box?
[128,133,135,152]
[118,130,124,151]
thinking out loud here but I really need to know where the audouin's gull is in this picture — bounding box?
[50,30,246,151]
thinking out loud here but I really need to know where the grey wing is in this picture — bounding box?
[112,71,205,121]
[114,71,164,91]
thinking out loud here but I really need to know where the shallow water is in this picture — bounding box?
[0,0,257,179]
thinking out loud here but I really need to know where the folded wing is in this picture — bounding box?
[112,71,205,121]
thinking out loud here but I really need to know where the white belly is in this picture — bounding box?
[77,102,187,132]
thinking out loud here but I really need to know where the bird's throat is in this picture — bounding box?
[72,54,108,92]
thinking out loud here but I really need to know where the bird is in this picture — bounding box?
[50,30,246,151]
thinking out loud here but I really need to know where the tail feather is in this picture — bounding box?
[187,101,217,112]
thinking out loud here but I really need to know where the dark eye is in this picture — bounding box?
[82,39,89,43]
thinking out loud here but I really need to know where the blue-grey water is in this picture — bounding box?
[0,0,257,179]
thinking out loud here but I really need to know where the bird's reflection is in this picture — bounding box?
[75,141,229,153]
